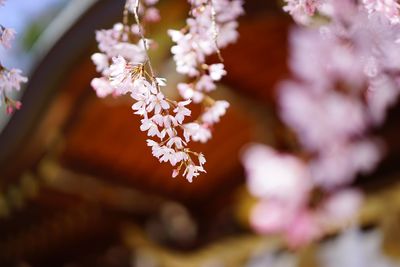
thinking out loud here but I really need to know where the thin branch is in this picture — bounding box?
[132,0,158,87]
[209,0,224,62]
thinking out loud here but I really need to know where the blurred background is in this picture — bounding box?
[0,0,400,266]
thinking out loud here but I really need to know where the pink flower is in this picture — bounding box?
[285,211,321,248]
[182,122,212,143]
[91,53,109,73]
[250,200,291,233]
[320,189,363,227]
[109,56,130,86]
[144,7,160,22]
[279,83,367,152]
[198,153,206,165]
[5,100,21,114]
[167,136,185,149]
[140,117,161,137]
[283,0,322,24]
[208,63,226,81]
[310,140,382,188]
[173,99,191,124]
[91,77,114,98]
[131,90,150,115]
[0,68,28,93]
[367,75,400,125]
[183,164,205,183]
[242,144,311,203]
[177,82,204,103]
[146,92,170,114]
[201,100,229,124]
[0,27,16,49]
[196,75,216,92]
[363,0,400,24]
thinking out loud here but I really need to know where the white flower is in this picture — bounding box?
[131,90,150,115]
[201,100,229,124]
[0,68,28,93]
[113,42,146,63]
[109,56,130,86]
[242,144,312,203]
[182,122,200,142]
[0,27,16,49]
[173,99,191,123]
[91,53,109,73]
[283,0,321,24]
[146,139,159,148]
[91,77,114,98]
[177,83,204,103]
[140,117,161,137]
[168,31,200,76]
[153,146,184,166]
[183,164,205,183]
[162,114,178,128]
[186,123,212,143]
[363,0,400,24]
[167,30,183,42]
[144,7,161,22]
[198,153,206,165]
[146,92,170,114]
[133,77,156,95]
[208,63,227,81]
[196,75,216,92]
[153,146,173,162]
[196,125,212,143]
[170,151,187,166]
[167,136,185,149]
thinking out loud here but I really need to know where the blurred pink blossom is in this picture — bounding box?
[363,0,400,24]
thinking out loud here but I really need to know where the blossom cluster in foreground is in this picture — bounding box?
[0,1,27,114]
[243,0,400,247]
[284,0,400,25]
[91,0,243,181]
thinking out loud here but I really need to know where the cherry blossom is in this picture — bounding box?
[0,66,28,113]
[201,100,229,124]
[242,144,311,203]
[243,0,400,247]
[363,0,400,24]
[168,0,243,110]
[242,144,363,247]
[91,0,241,181]
[0,26,15,49]
[90,77,114,98]
[208,63,226,81]
[283,0,323,24]
[173,99,191,124]
[0,2,27,113]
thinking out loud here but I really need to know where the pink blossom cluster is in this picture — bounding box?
[283,0,324,24]
[243,144,363,248]
[363,0,400,24]
[168,0,243,142]
[0,3,28,114]
[91,0,242,181]
[284,0,400,25]
[243,0,400,247]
